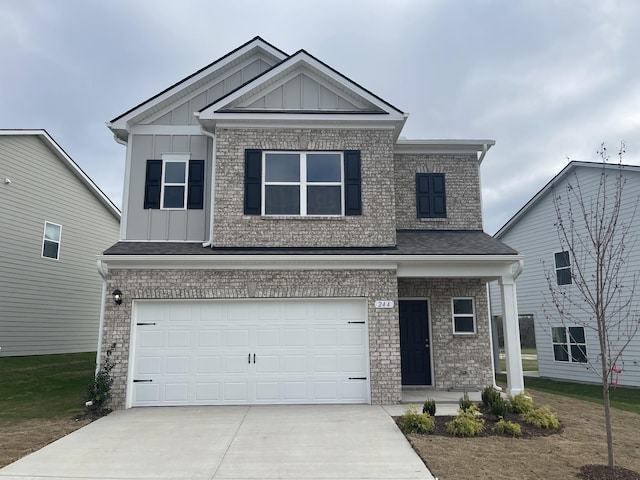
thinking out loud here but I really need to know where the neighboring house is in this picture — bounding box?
[0,130,121,357]
[99,37,525,409]
[491,161,640,387]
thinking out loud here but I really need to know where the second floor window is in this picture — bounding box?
[554,251,572,285]
[42,221,62,259]
[416,173,446,218]
[144,155,205,210]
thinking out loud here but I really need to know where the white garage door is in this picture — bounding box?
[129,299,369,407]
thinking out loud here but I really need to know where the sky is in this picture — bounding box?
[1,0,639,234]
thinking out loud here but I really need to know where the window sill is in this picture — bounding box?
[453,332,477,336]
[244,215,347,221]
[419,217,447,222]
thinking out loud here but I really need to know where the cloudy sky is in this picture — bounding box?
[1,0,638,234]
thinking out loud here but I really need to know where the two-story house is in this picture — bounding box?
[0,130,120,357]
[99,37,524,409]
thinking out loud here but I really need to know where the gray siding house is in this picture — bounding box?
[491,161,640,387]
[99,37,525,409]
[0,130,121,356]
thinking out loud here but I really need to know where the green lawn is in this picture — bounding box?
[496,373,640,414]
[0,353,96,420]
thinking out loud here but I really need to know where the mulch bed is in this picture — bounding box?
[577,465,640,480]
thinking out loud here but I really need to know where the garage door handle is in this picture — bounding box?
[133,379,153,383]
[248,353,250,364]
[253,354,256,363]
[136,322,156,326]
[348,377,367,380]
[348,321,365,324]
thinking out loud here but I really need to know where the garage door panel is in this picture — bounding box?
[131,299,368,406]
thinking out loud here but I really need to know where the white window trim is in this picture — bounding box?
[160,153,191,210]
[551,326,587,363]
[261,151,344,217]
[41,221,62,260]
[554,251,572,286]
[451,297,476,335]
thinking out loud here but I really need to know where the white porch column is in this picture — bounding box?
[499,276,524,395]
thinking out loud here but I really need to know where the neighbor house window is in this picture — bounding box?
[143,155,205,210]
[552,326,587,363]
[452,298,476,334]
[416,173,446,218]
[554,251,572,285]
[42,221,62,259]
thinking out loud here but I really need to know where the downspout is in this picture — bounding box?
[96,259,109,375]
[486,283,502,392]
[478,143,489,164]
[200,127,216,247]
[113,133,130,240]
[513,259,524,280]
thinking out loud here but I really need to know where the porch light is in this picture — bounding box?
[112,289,123,305]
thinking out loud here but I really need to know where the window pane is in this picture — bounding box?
[265,185,300,215]
[557,268,572,285]
[43,240,59,259]
[265,153,300,182]
[571,344,588,363]
[555,251,570,268]
[44,223,61,241]
[453,299,473,315]
[307,154,341,182]
[569,327,585,344]
[163,186,185,208]
[551,327,566,343]
[454,317,474,333]
[307,186,341,215]
[165,162,186,183]
[553,344,569,362]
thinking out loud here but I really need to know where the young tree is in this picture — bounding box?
[545,143,639,468]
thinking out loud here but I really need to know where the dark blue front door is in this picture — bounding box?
[399,300,431,385]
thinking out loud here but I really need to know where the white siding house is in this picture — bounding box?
[491,161,640,387]
[0,130,121,356]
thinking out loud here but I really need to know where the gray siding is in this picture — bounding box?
[0,135,120,356]
[493,166,640,387]
[150,59,272,126]
[125,134,210,241]
[394,154,483,230]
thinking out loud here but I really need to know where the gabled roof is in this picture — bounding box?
[107,36,288,139]
[0,129,121,220]
[495,161,640,239]
[196,49,406,138]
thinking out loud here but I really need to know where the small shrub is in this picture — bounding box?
[445,405,484,437]
[459,391,473,411]
[422,398,437,416]
[508,392,534,414]
[481,385,501,408]
[520,405,560,430]
[493,419,522,437]
[489,395,509,418]
[84,343,116,413]
[399,406,435,434]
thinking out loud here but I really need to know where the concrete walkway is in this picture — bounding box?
[0,405,434,480]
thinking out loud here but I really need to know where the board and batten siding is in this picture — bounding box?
[491,165,640,387]
[125,134,210,241]
[0,135,120,356]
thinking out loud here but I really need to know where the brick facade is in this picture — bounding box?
[394,154,483,230]
[398,278,494,390]
[213,128,396,247]
[102,268,401,409]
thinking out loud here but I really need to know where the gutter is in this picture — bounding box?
[200,127,216,247]
[95,259,109,375]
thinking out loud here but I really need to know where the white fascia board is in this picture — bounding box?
[198,52,404,121]
[130,125,203,135]
[107,39,288,133]
[204,115,400,131]
[1,130,121,220]
[394,139,496,155]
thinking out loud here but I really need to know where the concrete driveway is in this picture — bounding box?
[0,405,434,480]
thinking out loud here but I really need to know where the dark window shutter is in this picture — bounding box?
[344,150,361,215]
[144,160,162,209]
[187,160,205,209]
[244,149,262,215]
[416,173,446,218]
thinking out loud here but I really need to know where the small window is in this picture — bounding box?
[143,156,204,210]
[162,157,188,209]
[263,152,344,216]
[42,221,62,259]
[554,251,572,285]
[551,326,587,363]
[416,173,446,218]
[452,298,475,334]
